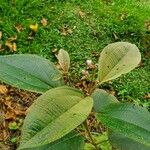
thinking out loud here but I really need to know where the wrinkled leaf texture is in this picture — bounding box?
[19,86,93,149]
[98,42,141,83]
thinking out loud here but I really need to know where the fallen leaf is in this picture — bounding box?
[79,10,85,18]
[120,13,128,21]
[0,85,8,94]
[52,48,58,53]
[144,93,150,99]
[41,18,48,26]
[12,42,17,52]
[0,31,2,40]
[145,20,150,31]
[8,35,17,41]
[3,97,12,108]
[67,29,73,34]
[5,40,17,52]
[15,23,23,33]
[30,23,38,32]
[5,40,13,50]
[60,27,67,36]
[5,109,16,120]
[60,26,73,36]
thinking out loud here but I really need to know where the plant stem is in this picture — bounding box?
[88,80,99,95]
[12,0,16,6]
[84,120,101,150]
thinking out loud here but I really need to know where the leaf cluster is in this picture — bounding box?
[0,42,149,150]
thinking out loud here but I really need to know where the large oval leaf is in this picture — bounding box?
[109,132,150,150]
[25,131,85,150]
[92,89,118,112]
[97,103,150,147]
[98,42,141,83]
[0,54,64,93]
[19,86,93,149]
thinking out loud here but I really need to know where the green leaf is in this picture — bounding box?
[25,131,85,150]
[57,49,70,73]
[109,132,150,150]
[0,54,64,93]
[97,103,150,147]
[92,89,118,112]
[19,86,93,149]
[84,132,112,150]
[98,42,141,83]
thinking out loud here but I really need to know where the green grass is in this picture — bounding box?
[0,0,150,108]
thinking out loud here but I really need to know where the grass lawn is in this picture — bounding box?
[0,0,150,101]
[0,0,150,107]
[0,0,150,149]
[0,0,150,105]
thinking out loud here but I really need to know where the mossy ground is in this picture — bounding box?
[0,0,150,108]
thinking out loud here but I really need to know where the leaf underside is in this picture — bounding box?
[19,86,93,149]
[98,42,141,83]
[57,49,70,73]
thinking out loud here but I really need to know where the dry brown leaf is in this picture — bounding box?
[144,93,150,99]
[5,109,16,120]
[30,23,38,32]
[60,26,73,36]
[5,40,17,52]
[120,13,128,21]
[67,29,73,34]
[8,35,17,41]
[0,31,2,40]
[79,10,85,18]
[3,98,12,108]
[41,18,48,26]
[0,85,8,94]
[61,27,67,36]
[15,23,23,33]
[145,20,150,31]
[12,42,17,52]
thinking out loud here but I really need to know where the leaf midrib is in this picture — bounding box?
[99,47,130,82]
[20,96,85,148]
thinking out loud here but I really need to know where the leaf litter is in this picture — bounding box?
[5,36,17,52]
[0,83,38,150]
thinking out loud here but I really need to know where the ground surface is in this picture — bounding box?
[0,0,150,149]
